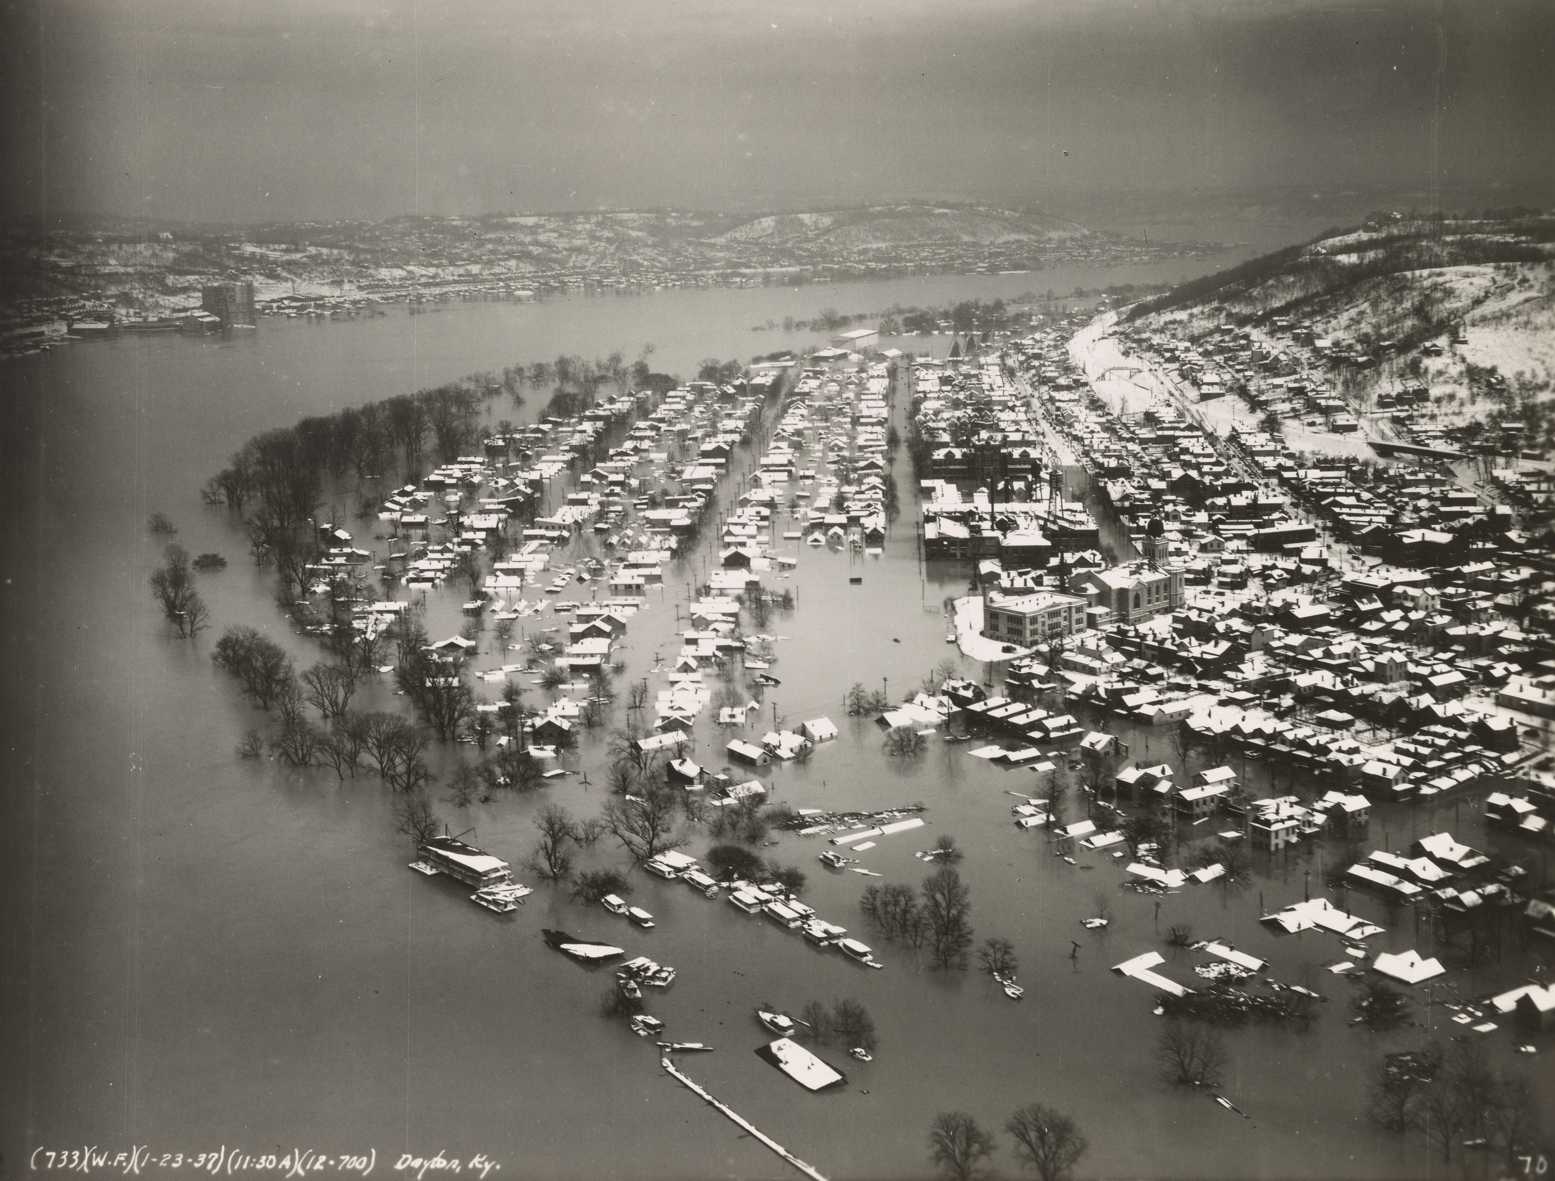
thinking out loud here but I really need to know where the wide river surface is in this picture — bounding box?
[3,257,1547,1181]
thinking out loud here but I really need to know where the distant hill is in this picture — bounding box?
[3,201,1215,323]
[705,203,1092,250]
[1122,210,1555,454]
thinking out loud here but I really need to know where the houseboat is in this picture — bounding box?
[601,893,629,915]
[681,869,720,896]
[416,834,513,889]
[756,1038,847,1092]
[801,919,847,946]
[627,906,656,929]
[727,885,769,913]
[644,850,699,880]
[836,938,883,968]
[763,899,803,929]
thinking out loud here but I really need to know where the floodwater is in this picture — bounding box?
[3,256,1549,1181]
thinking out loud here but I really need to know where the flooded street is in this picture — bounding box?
[3,258,1548,1181]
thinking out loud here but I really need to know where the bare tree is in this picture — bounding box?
[1154,1019,1227,1088]
[316,725,361,779]
[884,725,926,758]
[149,543,207,635]
[397,648,474,742]
[1006,1103,1088,1181]
[603,781,682,863]
[1367,1044,1441,1134]
[443,760,481,808]
[395,792,441,849]
[212,626,294,710]
[927,1112,996,1181]
[922,866,974,970]
[627,678,650,716]
[572,869,630,905]
[830,998,877,1052]
[798,1000,832,1042]
[531,803,577,881]
[977,937,1017,979]
[302,662,358,721]
[932,833,963,863]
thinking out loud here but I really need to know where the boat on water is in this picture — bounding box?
[618,955,677,988]
[835,937,883,969]
[944,632,956,644]
[629,1015,664,1038]
[801,918,846,946]
[416,834,513,889]
[681,869,720,897]
[470,882,532,913]
[995,974,1025,1000]
[756,1038,847,1092]
[656,1042,712,1053]
[756,1009,797,1037]
[542,929,625,963]
[818,850,849,870]
[601,894,629,916]
[763,900,803,929]
[849,1047,873,1062]
[627,906,656,929]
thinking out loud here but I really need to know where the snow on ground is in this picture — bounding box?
[951,596,1035,664]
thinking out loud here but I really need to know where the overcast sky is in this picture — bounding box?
[3,0,1551,224]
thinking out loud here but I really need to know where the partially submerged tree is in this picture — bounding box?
[926,1111,996,1181]
[705,842,765,882]
[149,544,208,637]
[212,626,293,709]
[1154,1019,1227,1088]
[1006,1102,1088,1181]
[301,661,358,722]
[602,781,682,863]
[884,725,926,758]
[1367,1044,1441,1134]
[395,792,442,849]
[572,869,631,905]
[396,646,474,742]
[977,937,1018,979]
[932,833,963,863]
[531,803,578,882]
[830,998,877,1053]
[922,866,974,970]
[1351,980,1411,1031]
[797,1000,832,1042]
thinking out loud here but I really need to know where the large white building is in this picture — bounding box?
[982,590,1088,645]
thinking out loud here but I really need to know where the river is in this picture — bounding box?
[2,256,1548,1181]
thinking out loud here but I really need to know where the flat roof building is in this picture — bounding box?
[982,590,1088,646]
